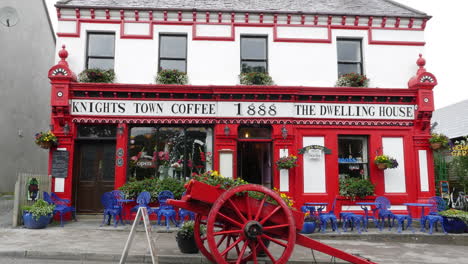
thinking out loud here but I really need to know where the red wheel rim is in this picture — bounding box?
[194,214,215,263]
[206,184,296,264]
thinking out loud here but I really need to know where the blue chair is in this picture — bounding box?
[43,192,77,227]
[157,190,179,230]
[178,192,195,225]
[342,214,366,234]
[130,191,153,213]
[375,196,413,233]
[100,192,124,227]
[318,199,340,233]
[422,197,447,234]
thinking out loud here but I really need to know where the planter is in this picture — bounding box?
[23,212,52,229]
[430,142,442,150]
[301,221,317,234]
[176,234,199,254]
[442,216,468,233]
[376,163,387,170]
[39,141,54,149]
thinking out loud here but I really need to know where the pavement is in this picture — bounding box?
[0,196,467,264]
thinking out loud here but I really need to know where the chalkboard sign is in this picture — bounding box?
[51,150,69,178]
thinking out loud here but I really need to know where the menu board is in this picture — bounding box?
[51,150,68,178]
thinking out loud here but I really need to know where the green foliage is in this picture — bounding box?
[22,199,55,220]
[192,170,248,190]
[335,73,369,87]
[156,176,186,199]
[176,220,205,240]
[439,209,468,226]
[78,68,115,83]
[34,131,58,144]
[429,133,450,146]
[339,178,375,200]
[239,72,274,85]
[276,155,298,170]
[450,138,468,192]
[156,69,188,84]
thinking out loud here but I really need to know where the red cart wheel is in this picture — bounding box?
[194,214,215,263]
[206,184,296,264]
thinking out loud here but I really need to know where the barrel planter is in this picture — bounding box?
[23,212,52,229]
[442,216,468,233]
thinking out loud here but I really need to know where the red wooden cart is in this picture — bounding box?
[167,180,376,264]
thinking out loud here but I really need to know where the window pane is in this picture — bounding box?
[338,63,361,76]
[88,34,115,57]
[241,61,267,73]
[337,40,361,61]
[241,37,267,60]
[88,58,114,70]
[159,59,186,72]
[338,136,368,179]
[160,35,186,58]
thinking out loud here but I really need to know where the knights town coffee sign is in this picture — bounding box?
[71,99,415,120]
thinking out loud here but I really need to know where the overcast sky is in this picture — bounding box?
[45,0,468,110]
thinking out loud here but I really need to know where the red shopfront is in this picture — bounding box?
[47,48,437,215]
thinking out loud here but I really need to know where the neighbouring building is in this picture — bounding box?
[0,0,55,193]
[48,0,438,216]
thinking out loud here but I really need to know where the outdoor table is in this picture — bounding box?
[356,202,379,227]
[117,199,135,224]
[403,203,432,232]
[304,202,328,215]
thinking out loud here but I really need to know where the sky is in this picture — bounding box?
[45,0,468,110]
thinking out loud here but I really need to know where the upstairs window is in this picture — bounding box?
[159,35,187,72]
[241,36,268,73]
[86,33,115,70]
[337,39,363,76]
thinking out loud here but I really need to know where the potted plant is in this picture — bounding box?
[239,72,274,85]
[339,178,375,201]
[438,209,468,233]
[176,220,200,253]
[78,68,115,83]
[275,154,298,170]
[335,72,369,87]
[374,155,398,170]
[22,199,55,229]
[34,131,58,149]
[156,69,188,84]
[429,133,449,150]
[301,211,319,234]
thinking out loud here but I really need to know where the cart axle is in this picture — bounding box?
[244,220,263,239]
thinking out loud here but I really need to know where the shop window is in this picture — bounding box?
[238,126,271,139]
[77,125,116,138]
[241,36,268,73]
[128,126,212,180]
[159,34,187,72]
[338,136,369,179]
[337,38,363,76]
[86,32,115,70]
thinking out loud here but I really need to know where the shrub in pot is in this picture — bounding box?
[176,220,200,253]
[22,199,55,229]
[78,68,115,83]
[438,209,468,233]
[239,72,274,85]
[339,178,375,201]
[301,212,319,234]
[156,69,188,84]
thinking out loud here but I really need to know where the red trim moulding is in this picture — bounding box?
[56,17,425,46]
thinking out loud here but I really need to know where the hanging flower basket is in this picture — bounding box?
[376,163,387,170]
[429,133,449,150]
[430,142,442,150]
[374,155,398,170]
[39,141,55,149]
[35,131,58,149]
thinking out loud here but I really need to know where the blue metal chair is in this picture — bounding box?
[318,198,340,233]
[100,192,124,227]
[342,214,367,234]
[178,192,195,225]
[130,191,152,213]
[157,190,179,230]
[422,197,447,234]
[43,192,77,227]
[375,196,413,233]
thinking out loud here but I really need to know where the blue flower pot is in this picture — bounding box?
[23,212,52,229]
[442,216,467,233]
[301,221,317,234]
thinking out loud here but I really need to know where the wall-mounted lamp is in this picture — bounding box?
[224,125,230,136]
[281,124,288,139]
[117,124,124,135]
[63,123,70,135]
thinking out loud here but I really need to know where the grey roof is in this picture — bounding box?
[432,100,468,139]
[55,0,429,18]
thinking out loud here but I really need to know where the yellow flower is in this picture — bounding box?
[211,170,219,177]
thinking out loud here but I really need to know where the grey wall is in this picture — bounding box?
[0,0,55,192]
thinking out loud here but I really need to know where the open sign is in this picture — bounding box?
[136,158,156,168]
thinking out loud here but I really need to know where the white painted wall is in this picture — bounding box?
[279,149,289,192]
[219,151,233,179]
[303,137,326,193]
[382,137,406,193]
[418,150,429,192]
[56,22,425,87]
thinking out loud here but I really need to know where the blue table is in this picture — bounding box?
[403,203,432,231]
[356,202,379,227]
[304,202,328,215]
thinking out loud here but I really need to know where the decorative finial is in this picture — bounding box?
[58,45,69,66]
[417,53,426,67]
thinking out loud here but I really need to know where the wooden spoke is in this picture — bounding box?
[259,238,276,263]
[220,236,243,257]
[261,234,288,248]
[216,234,228,248]
[228,198,248,223]
[235,240,249,264]
[216,211,243,228]
[259,205,282,225]
[262,223,290,231]
[254,195,267,221]
[214,229,242,236]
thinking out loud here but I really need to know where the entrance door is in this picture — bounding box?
[74,141,116,213]
[237,141,272,188]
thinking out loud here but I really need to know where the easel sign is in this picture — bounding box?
[439,181,449,200]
